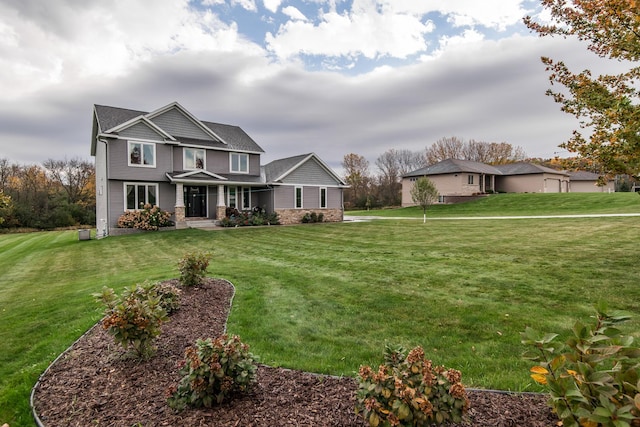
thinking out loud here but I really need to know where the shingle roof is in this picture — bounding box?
[93,104,264,153]
[494,162,568,176]
[403,158,503,177]
[263,154,311,182]
[566,170,605,181]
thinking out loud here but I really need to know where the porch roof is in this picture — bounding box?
[166,171,266,186]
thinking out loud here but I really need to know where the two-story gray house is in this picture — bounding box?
[91,102,347,237]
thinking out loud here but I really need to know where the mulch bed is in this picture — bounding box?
[32,279,558,426]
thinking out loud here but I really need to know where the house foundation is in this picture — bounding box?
[276,208,343,225]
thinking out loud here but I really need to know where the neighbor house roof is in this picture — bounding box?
[92,103,264,154]
[403,158,503,178]
[565,170,609,181]
[494,162,569,176]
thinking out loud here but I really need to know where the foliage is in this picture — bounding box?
[94,282,169,359]
[301,212,324,223]
[525,1,640,178]
[153,281,182,314]
[424,137,526,165]
[219,210,280,227]
[355,344,469,426]
[167,334,259,410]
[410,177,439,222]
[521,303,640,427]
[178,252,211,286]
[0,157,95,229]
[116,204,173,230]
[0,190,11,225]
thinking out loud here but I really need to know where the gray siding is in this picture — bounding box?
[108,139,173,181]
[327,187,342,209]
[273,186,294,209]
[271,185,342,209]
[151,108,214,141]
[280,158,340,185]
[119,122,165,141]
[108,181,174,228]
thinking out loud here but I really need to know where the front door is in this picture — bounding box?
[185,186,207,217]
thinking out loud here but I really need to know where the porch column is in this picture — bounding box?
[216,184,226,219]
[174,183,186,226]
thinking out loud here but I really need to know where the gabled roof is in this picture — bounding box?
[92,102,264,154]
[263,153,347,186]
[566,170,609,181]
[494,162,569,176]
[404,158,503,178]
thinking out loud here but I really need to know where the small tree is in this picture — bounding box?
[410,177,439,223]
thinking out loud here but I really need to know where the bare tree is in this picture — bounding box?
[375,149,402,206]
[43,158,95,204]
[426,137,526,165]
[342,153,371,208]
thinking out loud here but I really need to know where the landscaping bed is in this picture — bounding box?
[31,279,557,426]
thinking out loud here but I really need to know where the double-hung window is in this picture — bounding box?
[125,183,158,210]
[128,141,155,167]
[468,175,474,185]
[184,148,205,170]
[295,186,303,209]
[319,187,327,208]
[230,152,249,173]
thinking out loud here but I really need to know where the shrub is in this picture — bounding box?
[167,334,259,410]
[154,281,182,314]
[219,210,279,227]
[178,252,211,287]
[94,282,168,359]
[117,204,173,230]
[521,303,640,427]
[301,212,324,223]
[355,344,469,426]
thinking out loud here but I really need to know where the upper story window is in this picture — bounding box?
[184,148,205,170]
[230,152,249,174]
[128,141,155,167]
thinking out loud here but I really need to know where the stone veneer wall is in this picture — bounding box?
[276,208,343,225]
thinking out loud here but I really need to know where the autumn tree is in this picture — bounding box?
[410,177,439,223]
[425,137,526,165]
[43,158,95,204]
[0,190,12,225]
[525,0,640,178]
[342,153,371,208]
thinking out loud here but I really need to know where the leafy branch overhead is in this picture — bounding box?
[525,0,640,178]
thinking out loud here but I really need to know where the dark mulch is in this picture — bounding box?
[32,279,558,426]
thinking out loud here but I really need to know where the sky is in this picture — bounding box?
[0,0,623,174]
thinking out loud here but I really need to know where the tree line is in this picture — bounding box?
[341,137,528,209]
[0,157,95,230]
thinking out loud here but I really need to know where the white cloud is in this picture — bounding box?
[282,6,308,21]
[0,0,265,99]
[266,0,432,60]
[263,0,282,13]
[232,0,258,12]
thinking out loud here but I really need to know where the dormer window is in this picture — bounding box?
[230,152,249,173]
[128,141,155,167]
[184,148,205,170]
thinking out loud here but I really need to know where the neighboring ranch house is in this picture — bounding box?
[402,158,609,207]
[493,162,570,193]
[566,171,615,192]
[401,159,503,205]
[91,102,347,237]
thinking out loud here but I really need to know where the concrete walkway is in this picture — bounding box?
[344,213,640,222]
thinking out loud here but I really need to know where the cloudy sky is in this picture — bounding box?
[0,0,619,173]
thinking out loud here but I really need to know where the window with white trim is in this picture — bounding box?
[125,183,158,210]
[184,148,205,170]
[319,187,327,208]
[295,186,303,209]
[227,186,252,210]
[128,141,155,167]
[230,152,249,173]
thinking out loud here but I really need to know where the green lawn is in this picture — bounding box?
[347,192,640,217]
[1,193,639,426]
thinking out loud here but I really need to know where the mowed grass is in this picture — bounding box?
[348,191,640,217]
[1,193,639,426]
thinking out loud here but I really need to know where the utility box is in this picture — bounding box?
[78,229,91,241]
